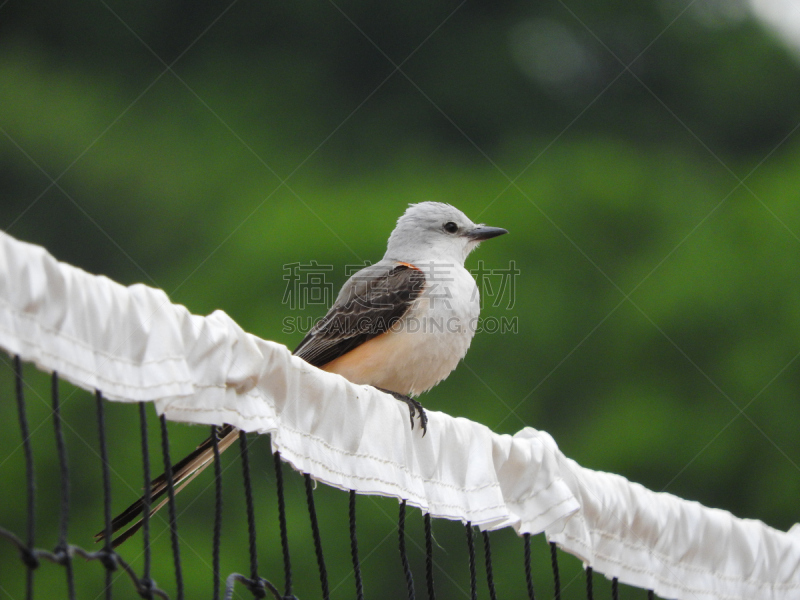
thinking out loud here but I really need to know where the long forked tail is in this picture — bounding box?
[95,424,240,547]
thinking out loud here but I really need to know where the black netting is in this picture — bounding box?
[1,355,658,600]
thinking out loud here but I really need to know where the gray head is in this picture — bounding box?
[383,202,507,265]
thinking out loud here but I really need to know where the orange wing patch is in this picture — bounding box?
[396,261,421,271]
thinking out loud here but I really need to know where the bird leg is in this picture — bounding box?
[377,388,428,436]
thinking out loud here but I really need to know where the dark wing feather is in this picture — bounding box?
[293,264,426,367]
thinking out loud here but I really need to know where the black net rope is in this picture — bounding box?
[14,355,36,600]
[95,390,118,599]
[424,512,436,600]
[398,499,416,600]
[465,523,477,600]
[349,490,365,600]
[304,472,331,600]
[211,425,223,600]
[0,356,663,600]
[273,451,294,598]
[551,540,562,600]
[586,566,594,600]
[524,532,536,600]
[239,431,262,591]
[158,414,184,600]
[138,401,156,599]
[482,530,498,600]
[51,373,77,600]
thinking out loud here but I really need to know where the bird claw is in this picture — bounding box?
[378,388,428,436]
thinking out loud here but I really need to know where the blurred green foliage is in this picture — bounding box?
[2,0,800,598]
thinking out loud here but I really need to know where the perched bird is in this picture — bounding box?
[99,201,507,546]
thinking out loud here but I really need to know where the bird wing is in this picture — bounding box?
[293,263,426,366]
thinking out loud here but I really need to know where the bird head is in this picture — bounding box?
[384,202,507,265]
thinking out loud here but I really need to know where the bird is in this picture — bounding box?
[97,201,507,546]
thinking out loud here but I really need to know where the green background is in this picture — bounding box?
[2,1,800,598]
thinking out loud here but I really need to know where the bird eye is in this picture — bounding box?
[443,221,459,234]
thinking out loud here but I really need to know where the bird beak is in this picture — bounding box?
[466,225,508,241]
